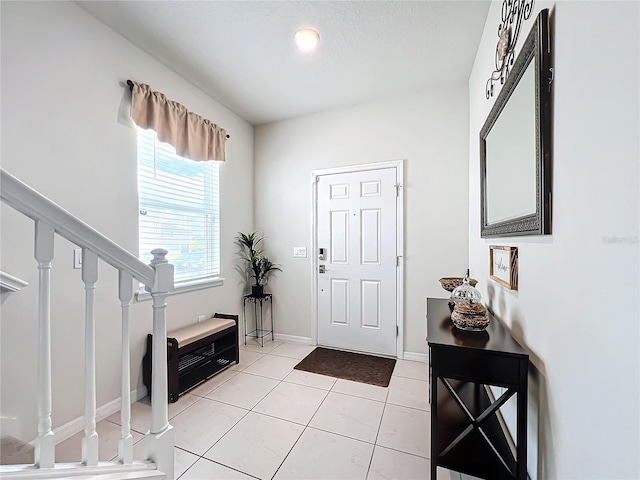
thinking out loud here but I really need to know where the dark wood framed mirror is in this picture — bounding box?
[480,9,552,238]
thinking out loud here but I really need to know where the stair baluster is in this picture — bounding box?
[81,249,99,466]
[118,271,134,464]
[34,221,56,468]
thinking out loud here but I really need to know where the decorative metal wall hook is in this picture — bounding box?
[485,0,535,99]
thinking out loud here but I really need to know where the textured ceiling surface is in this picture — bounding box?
[77,1,490,125]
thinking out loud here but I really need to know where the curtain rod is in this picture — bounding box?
[126,80,230,139]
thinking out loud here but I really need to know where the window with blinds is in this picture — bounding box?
[137,128,220,287]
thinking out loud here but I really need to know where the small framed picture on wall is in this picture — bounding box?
[489,246,518,290]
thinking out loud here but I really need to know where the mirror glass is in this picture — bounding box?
[480,9,552,237]
[485,61,536,224]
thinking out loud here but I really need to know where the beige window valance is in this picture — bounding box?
[130,81,227,162]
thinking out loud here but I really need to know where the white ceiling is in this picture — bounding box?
[77,1,490,125]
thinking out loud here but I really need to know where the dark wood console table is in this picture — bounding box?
[426,298,529,480]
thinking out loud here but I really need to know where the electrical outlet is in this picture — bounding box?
[293,247,307,258]
[197,315,206,323]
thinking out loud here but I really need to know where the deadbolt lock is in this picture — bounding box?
[319,265,326,274]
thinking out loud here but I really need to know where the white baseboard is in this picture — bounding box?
[0,271,29,292]
[402,351,428,363]
[0,414,19,439]
[273,333,313,345]
[46,389,144,445]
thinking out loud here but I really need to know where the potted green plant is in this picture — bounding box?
[235,232,282,297]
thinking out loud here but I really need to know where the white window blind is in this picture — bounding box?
[137,128,220,286]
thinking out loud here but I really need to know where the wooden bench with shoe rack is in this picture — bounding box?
[143,313,239,403]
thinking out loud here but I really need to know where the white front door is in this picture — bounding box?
[316,167,398,356]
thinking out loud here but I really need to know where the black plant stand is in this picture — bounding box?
[243,293,274,347]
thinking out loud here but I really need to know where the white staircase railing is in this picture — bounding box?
[0,169,174,479]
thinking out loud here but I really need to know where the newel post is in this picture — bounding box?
[144,248,175,479]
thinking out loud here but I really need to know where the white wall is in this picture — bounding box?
[254,86,470,355]
[0,1,254,442]
[469,1,639,478]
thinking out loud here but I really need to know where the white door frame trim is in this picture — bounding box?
[311,160,405,359]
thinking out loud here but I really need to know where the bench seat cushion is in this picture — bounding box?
[168,317,236,346]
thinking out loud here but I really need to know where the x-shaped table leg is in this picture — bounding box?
[439,378,518,475]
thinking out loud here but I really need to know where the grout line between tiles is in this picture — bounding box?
[386,400,429,412]
[303,385,331,426]
[393,373,429,381]
[230,370,289,382]
[199,457,262,480]
[374,443,432,461]
[304,425,378,447]
[374,442,430,460]
[269,420,306,480]
[281,378,335,391]
[325,389,387,404]
[237,370,291,382]
[248,375,335,478]
[175,445,195,455]
[246,372,335,393]
[173,444,200,457]
[365,445,375,479]
[249,405,318,428]
[267,350,307,359]
[391,375,430,384]
[103,418,121,428]
[385,401,431,414]
[372,399,388,458]
[205,379,280,411]
[187,373,239,398]
[169,395,209,419]
[195,406,252,459]
[251,380,330,428]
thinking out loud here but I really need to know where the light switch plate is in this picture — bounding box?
[293,247,307,258]
[73,248,83,269]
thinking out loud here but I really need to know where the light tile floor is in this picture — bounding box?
[36,340,462,479]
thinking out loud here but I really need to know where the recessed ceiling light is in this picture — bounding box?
[294,28,320,54]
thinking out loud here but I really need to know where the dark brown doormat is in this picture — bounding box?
[294,347,396,387]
